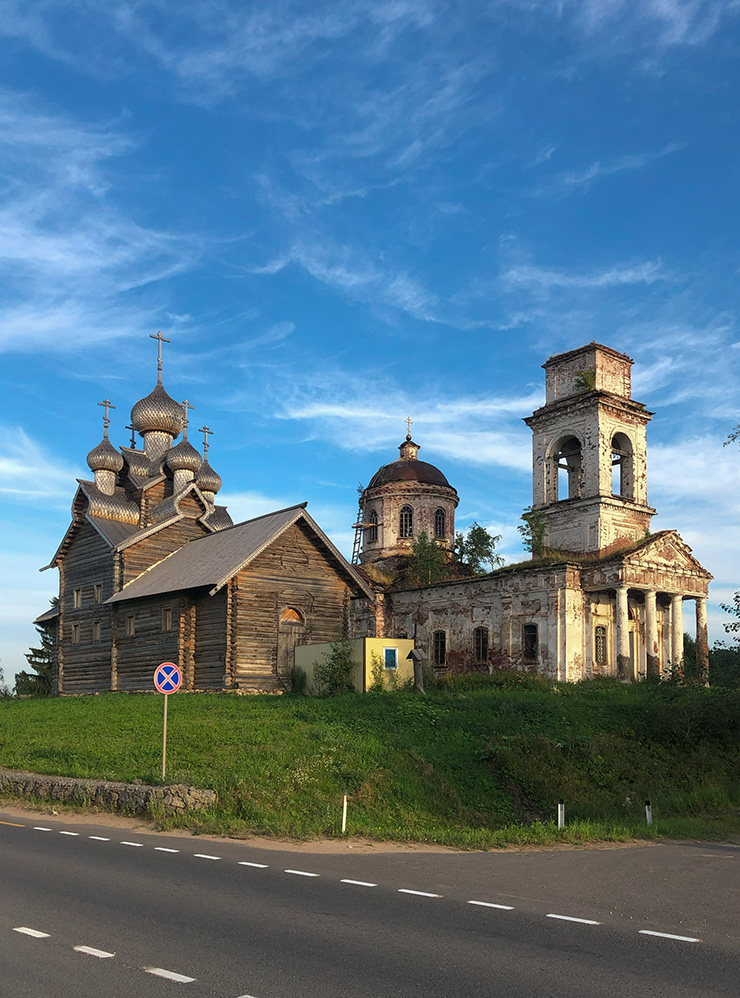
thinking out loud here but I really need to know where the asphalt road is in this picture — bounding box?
[1,810,738,998]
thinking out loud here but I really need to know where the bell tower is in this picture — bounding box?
[524,343,655,555]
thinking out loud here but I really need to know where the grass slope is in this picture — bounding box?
[1,676,739,848]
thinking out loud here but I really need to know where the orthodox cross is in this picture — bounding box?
[125,424,137,449]
[150,330,170,384]
[98,398,115,435]
[405,416,413,437]
[198,424,213,459]
[181,399,194,436]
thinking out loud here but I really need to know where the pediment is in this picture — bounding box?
[621,530,711,579]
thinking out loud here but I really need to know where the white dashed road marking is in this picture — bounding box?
[59,831,79,836]
[547,914,601,925]
[284,869,319,877]
[398,889,442,898]
[239,861,268,868]
[74,945,115,958]
[144,966,196,983]
[120,841,144,847]
[341,879,377,887]
[194,854,221,861]
[89,836,110,841]
[14,927,50,938]
[639,930,702,943]
[33,827,52,832]
[155,847,180,853]
[468,900,514,910]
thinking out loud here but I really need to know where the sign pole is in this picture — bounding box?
[153,662,182,784]
[162,693,168,782]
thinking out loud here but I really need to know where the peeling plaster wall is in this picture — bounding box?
[360,481,458,567]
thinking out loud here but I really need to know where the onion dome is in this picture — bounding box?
[130,383,184,436]
[87,436,124,474]
[166,437,203,474]
[195,459,222,495]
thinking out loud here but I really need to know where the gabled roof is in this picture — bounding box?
[33,605,60,625]
[619,529,712,579]
[106,503,375,604]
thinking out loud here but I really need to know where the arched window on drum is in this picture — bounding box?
[399,505,413,538]
[434,507,446,539]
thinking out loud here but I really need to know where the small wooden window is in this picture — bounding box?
[93,583,102,604]
[399,505,413,538]
[432,630,446,667]
[71,623,79,644]
[522,624,538,662]
[434,507,446,539]
[92,620,101,642]
[162,607,172,632]
[366,509,378,543]
[73,588,82,609]
[474,626,489,663]
[595,625,608,666]
[125,614,135,638]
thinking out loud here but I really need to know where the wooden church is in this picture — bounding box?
[39,334,373,694]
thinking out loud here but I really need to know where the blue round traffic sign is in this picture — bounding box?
[154,662,182,694]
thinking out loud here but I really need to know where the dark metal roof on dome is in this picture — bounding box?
[368,459,453,489]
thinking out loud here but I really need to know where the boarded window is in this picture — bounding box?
[595,625,608,666]
[71,623,79,644]
[93,583,102,604]
[399,505,413,538]
[522,624,538,662]
[367,509,378,543]
[434,507,446,539]
[383,647,398,670]
[125,614,135,638]
[432,630,446,666]
[474,626,489,663]
[92,620,100,642]
[73,589,82,609]
[162,607,172,632]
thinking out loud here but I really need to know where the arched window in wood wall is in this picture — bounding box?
[434,507,446,539]
[280,607,303,625]
[399,505,413,538]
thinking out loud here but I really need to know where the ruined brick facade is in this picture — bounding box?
[353,343,712,682]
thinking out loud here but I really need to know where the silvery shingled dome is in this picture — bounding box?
[130,383,184,437]
[86,436,124,473]
[166,437,203,473]
[195,459,222,495]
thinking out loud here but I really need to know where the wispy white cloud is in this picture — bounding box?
[572,0,740,50]
[0,90,201,353]
[0,426,84,502]
[533,143,683,197]
[501,259,668,290]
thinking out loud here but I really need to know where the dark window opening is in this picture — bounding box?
[125,614,135,638]
[611,433,634,499]
[552,436,582,501]
[399,505,413,538]
[162,607,172,632]
[71,623,79,644]
[367,509,378,543]
[93,583,102,604]
[474,626,489,663]
[92,620,101,642]
[522,624,538,662]
[595,625,608,666]
[432,630,446,667]
[73,588,82,609]
[434,507,446,539]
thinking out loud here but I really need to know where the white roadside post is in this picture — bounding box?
[557,799,565,830]
[341,791,348,834]
[645,800,653,826]
[153,662,182,782]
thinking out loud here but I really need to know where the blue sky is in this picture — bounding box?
[1,0,739,682]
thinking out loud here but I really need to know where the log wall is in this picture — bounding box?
[122,515,209,584]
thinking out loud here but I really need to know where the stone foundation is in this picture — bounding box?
[0,767,217,816]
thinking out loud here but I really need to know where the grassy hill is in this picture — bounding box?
[1,676,739,847]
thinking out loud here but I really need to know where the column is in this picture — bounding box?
[645,590,659,679]
[695,596,709,685]
[670,593,684,676]
[616,586,631,681]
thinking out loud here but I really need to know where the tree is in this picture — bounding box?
[0,664,11,699]
[15,600,57,697]
[720,591,740,643]
[517,506,547,558]
[407,530,450,587]
[454,523,503,575]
